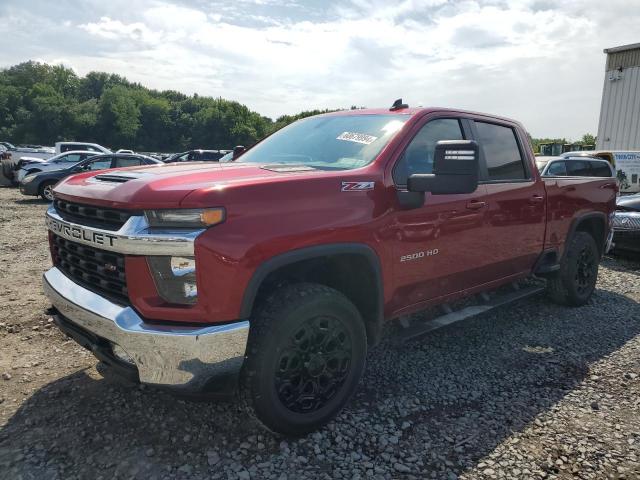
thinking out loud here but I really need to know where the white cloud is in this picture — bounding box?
[80,16,161,44]
[1,0,639,138]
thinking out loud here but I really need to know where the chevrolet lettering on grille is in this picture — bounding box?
[46,217,118,248]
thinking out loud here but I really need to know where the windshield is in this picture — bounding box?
[237,114,408,170]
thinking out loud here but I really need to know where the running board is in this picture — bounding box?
[398,284,545,342]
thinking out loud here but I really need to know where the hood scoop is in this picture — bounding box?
[93,171,154,183]
[261,164,316,173]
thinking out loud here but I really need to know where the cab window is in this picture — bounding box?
[85,157,112,171]
[475,122,527,181]
[115,157,143,168]
[61,153,84,163]
[589,161,612,177]
[566,160,591,176]
[393,118,464,185]
[546,161,567,176]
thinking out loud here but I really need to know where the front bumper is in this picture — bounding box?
[43,267,249,393]
[19,180,38,196]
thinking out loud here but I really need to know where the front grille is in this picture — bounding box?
[50,234,129,305]
[53,199,136,231]
[613,212,640,230]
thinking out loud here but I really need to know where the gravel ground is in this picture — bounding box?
[1,185,639,480]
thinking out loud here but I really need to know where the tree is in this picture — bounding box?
[0,61,345,151]
[580,133,596,146]
[97,85,141,148]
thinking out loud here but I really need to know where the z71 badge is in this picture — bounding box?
[341,181,374,192]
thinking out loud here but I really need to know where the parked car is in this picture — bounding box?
[561,150,640,193]
[15,151,97,183]
[538,156,615,177]
[55,141,111,155]
[5,142,112,185]
[43,104,615,435]
[611,193,640,254]
[164,149,230,163]
[20,153,162,200]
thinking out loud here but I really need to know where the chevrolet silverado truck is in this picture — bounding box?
[43,104,616,435]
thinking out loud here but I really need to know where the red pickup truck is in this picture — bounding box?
[43,104,616,435]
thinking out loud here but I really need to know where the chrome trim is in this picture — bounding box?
[605,228,614,253]
[45,205,203,256]
[612,210,640,231]
[43,267,249,388]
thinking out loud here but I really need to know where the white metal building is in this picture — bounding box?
[596,42,640,150]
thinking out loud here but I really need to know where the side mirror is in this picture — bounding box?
[407,140,479,195]
[232,145,246,160]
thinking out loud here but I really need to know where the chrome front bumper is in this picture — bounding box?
[43,267,249,392]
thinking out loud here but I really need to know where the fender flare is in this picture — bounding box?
[564,211,609,258]
[239,243,385,339]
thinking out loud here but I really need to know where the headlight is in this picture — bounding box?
[22,174,37,183]
[145,208,225,228]
[147,256,198,305]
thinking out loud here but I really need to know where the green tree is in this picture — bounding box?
[97,85,141,148]
[0,61,346,152]
[579,133,596,146]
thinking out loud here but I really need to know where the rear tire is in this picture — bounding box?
[39,181,56,201]
[547,231,599,306]
[240,283,367,436]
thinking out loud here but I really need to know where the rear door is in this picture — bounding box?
[472,120,546,277]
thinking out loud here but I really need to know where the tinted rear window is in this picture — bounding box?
[589,162,612,177]
[475,122,526,181]
[566,160,591,176]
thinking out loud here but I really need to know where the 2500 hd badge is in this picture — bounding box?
[46,216,118,247]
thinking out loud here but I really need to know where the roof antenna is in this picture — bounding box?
[390,98,409,111]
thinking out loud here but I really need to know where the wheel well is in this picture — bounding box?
[251,253,383,345]
[575,216,605,255]
[39,180,55,190]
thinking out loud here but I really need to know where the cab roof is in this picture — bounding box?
[319,106,521,125]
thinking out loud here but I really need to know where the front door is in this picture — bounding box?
[388,117,490,312]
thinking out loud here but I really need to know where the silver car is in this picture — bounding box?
[16,150,96,182]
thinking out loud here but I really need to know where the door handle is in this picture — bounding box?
[529,194,544,204]
[466,200,486,210]
[599,182,617,190]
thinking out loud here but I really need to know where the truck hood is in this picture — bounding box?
[53,162,331,208]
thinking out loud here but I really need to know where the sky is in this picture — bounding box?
[0,0,638,139]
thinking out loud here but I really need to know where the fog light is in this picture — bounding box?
[111,343,135,365]
[147,256,198,305]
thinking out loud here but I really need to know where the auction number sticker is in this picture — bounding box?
[336,131,378,145]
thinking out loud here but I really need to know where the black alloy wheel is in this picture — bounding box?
[275,315,352,414]
[240,283,367,436]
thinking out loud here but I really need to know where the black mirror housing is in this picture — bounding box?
[407,140,479,195]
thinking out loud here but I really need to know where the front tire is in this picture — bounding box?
[240,283,367,436]
[39,181,56,201]
[547,231,599,306]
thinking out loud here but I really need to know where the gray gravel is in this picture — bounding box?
[1,186,640,479]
